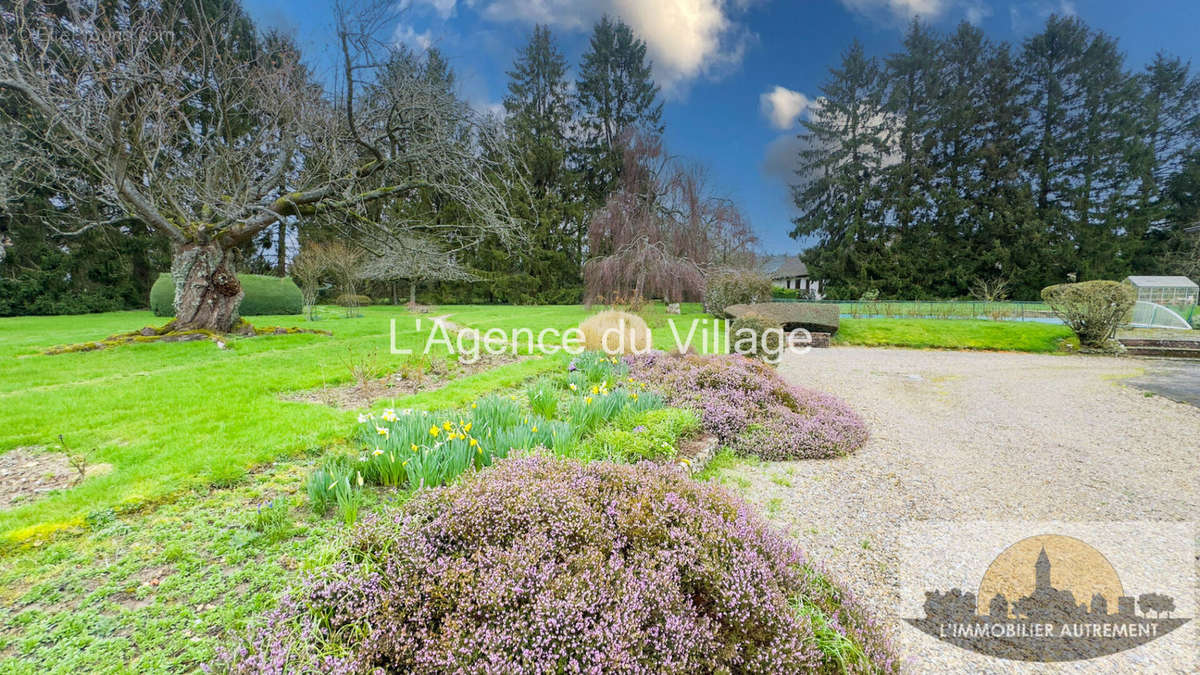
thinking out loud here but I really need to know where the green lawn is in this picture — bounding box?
[832,318,1076,352]
[0,304,1082,672]
[0,303,714,544]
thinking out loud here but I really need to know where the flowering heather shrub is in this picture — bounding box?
[215,457,896,674]
[624,351,869,460]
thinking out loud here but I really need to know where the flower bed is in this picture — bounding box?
[625,352,869,460]
[217,457,896,673]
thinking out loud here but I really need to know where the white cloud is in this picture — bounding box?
[762,132,805,188]
[760,86,813,130]
[394,23,434,50]
[839,0,950,21]
[405,0,459,20]
[838,0,993,25]
[1009,1,1075,33]
[471,0,758,96]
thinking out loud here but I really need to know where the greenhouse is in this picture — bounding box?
[1125,276,1198,329]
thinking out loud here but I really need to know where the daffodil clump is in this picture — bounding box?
[336,352,666,502]
[353,398,576,491]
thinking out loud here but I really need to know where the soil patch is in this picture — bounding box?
[282,353,529,409]
[0,448,113,509]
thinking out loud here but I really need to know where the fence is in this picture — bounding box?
[772,299,1057,322]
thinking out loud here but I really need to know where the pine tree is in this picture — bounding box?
[791,40,891,299]
[880,20,940,297]
[576,16,663,206]
[501,25,587,301]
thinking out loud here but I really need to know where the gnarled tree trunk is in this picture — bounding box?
[171,242,244,332]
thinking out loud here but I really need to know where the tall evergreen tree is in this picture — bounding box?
[500,25,586,301]
[791,40,891,299]
[576,16,663,206]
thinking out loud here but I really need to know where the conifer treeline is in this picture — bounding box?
[793,16,1200,300]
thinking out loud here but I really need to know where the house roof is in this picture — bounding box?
[1125,275,1199,289]
[766,257,809,279]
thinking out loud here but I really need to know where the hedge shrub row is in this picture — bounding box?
[149,273,303,317]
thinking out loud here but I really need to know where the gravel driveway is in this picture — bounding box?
[718,347,1199,673]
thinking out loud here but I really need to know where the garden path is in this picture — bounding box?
[725,347,1199,673]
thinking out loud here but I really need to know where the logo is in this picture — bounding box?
[906,533,1190,662]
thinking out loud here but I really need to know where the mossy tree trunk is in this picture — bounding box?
[171,242,244,332]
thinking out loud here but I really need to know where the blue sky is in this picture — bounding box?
[244,0,1200,255]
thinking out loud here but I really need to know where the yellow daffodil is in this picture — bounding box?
[443,421,452,431]
[627,377,634,382]
[429,425,440,437]
[531,426,538,433]
[471,402,477,409]
[463,422,472,432]
[590,385,599,395]
[410,443,419,452]
[585,396,592,405]
[629,392,638,399]
[469,438,478,447]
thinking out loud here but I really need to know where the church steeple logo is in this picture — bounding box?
[906,534,1190,662]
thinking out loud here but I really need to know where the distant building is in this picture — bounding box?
[760,255,822,298]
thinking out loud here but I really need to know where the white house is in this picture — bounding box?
[761,256,822,298]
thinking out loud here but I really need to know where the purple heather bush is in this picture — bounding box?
[624,352,868,460]
[215,457,895,674]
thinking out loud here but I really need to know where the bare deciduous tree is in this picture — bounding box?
[0,0,519,331]
[584,132,753,303]
[358,231,475,305]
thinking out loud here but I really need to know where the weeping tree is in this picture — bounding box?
[0,0,519,332]
[584,133,747,303]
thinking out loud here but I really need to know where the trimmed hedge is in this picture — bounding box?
[149,273,303,317]
[725,302,839,335]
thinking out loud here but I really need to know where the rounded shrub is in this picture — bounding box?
[729,312,784,363]
[1040,280,1136,348]
[149,273,302,317]
[218,457,896,673]
[703,268,773,317]
[579,310,652,354]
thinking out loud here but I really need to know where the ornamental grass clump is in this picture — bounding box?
[216,457,897,674]
[625,351,868,460]
[578,310,652,354]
